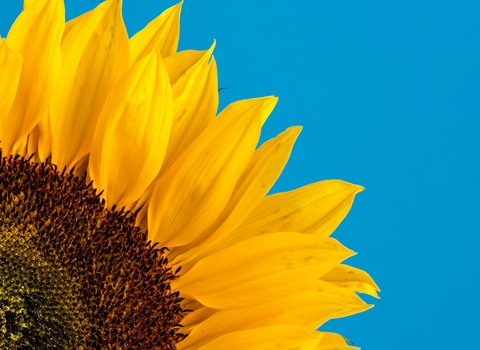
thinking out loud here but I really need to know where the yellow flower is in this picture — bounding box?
[0,0,379,349]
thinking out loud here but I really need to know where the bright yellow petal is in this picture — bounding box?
[171,232,354,309]
[89,48,173,208]
[181,305,217,334]
[63,15,82,39]
[131,48,218,225]
[317,343,356,350]
[171,126,302,269]
[0,39,22,122]
[26,122,39,157]
[318,332,348,345]
[0,0,63,154]
[159,44,219,175]
[147,98,262,247]
[32,109,51,161]
[63,4,94,40]
[172,180,363,271]
[168,45,215,101]
[259,96,278,125]
[214,95,277,127]
[129,1,182,65]
[49,0,129,169]
[315,279,373,317]
[315,332,359,350]
[179,290,367,349]
[164,49,205,84]
[197,325,322,350]
[23,0,36,8]
[233,180,363,238]
[322,264,381,298]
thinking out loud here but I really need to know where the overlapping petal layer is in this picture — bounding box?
[1,1,378,348]
[89,47,173,208]
[0,0,63,155]
[0,39,22,121]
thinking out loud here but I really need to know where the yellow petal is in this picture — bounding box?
[132,176,157,230]
[26,123,39,158]
[216,126,302,234]
[321,264,380,298]
[214,95,277,127]
[179,290,367,349]
[89,48,173,208]
[315,332,359,350]
[0,0,64,154]
[171,232,354,309]
[63,14,82,39]
[317,344,356,350]
[234,180,363,238]
[49,0,129,170]
[159,44,219,175]
[32,108,51,161]
[164,49,205,85]
[318,332,347,345]
[171,126,302,269]
[132,48,219,225]
[129,1,182,65]
[63,2,96,40]
[147,98,262,247]
[0,39,22,122]
[23,0,36,8]
[196,325,322,350]
[173,180,363,271]
[315,279,373,316]
[259,96,278,125]
[168,45,215,100]
[180,305,217,334]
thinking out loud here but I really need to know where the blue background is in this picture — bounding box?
[2,1,479,349]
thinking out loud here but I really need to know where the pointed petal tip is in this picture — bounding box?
[335,181,364,194]
[268,95,279,103]
[266,95,279,109]
[207,40,216,55]
[106,0,123,10]
[287,125,303,135]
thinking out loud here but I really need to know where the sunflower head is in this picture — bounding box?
[0,155,185,348]
[0,1,379,349]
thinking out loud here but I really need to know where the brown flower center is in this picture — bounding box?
[0,155,185,349]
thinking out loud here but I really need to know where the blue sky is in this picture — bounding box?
[1,1,479,349]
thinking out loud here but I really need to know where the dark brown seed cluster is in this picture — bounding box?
[0,155,186,349]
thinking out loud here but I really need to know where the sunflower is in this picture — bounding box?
[0,0,379,349]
